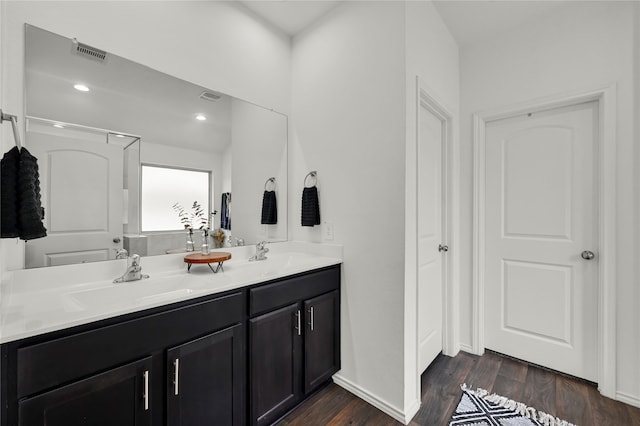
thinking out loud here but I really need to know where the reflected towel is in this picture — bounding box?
[261,190,277,225]
[220,192,231,230]
[301,186,320,227]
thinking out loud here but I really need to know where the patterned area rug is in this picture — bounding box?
[449,385,576,426]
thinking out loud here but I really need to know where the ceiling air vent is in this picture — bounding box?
[199,91,223,102]
[72,38,107,62]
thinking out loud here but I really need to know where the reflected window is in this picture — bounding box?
[141,165,211,232]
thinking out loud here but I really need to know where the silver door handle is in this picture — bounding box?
[113,237,121,243]
[581,250,595,260]
[143,370,149,411]
[295,310,301,336]
[308,306,314,331]
[174,358,179,396]
[438,244,449,253]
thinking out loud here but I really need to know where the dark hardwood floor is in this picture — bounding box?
[277,351,640,425]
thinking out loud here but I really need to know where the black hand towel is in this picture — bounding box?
[220,192,231,230]
[261,190,277,224]
[301,186,320,227]
[17,148,47,240]
[1,147,20,238]
[1,147,47,240]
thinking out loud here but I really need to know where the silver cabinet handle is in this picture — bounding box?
[581,250,595,260]
[308,306,314,331]
[143,370,149,411]
[174,358,180,396]
[295,310,301,336]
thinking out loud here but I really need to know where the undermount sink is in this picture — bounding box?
[226,253,324,279]
[63,273,207,310]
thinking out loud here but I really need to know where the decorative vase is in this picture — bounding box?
[201,229,210,255]
[186,228,195,252]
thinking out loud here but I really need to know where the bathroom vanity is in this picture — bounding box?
[0,246,342,426]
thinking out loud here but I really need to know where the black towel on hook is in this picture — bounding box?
[1,147,20,238]
[220,192,231,230]
[261,190,277,224]
[17,148,47,240]
[301,186,320,227]
[0,147,47,240]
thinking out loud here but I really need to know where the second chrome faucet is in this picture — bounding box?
[249,241,269,262]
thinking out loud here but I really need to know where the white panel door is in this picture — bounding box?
[417,103,445,373]
[25,129,123,268]
[484,101,598,381]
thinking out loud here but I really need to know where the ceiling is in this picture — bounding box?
[432,1,572,47]
[239,1,342,36]
[239,0,573,45]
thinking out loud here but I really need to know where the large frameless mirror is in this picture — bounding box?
[22,24,288,269]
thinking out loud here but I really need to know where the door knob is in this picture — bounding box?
[581,250,595,260]
[438,244,449,253]
[113,237,121,243]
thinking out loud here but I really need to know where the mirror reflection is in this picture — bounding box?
[24,24,287,269]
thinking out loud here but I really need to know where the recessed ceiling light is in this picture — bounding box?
[53,123,64,128]
[73,84,90,92]
[195,114,207,121]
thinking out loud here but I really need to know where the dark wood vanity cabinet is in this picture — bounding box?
[0,264,340,426]
[1,291,246,426]
[249,266,341,426]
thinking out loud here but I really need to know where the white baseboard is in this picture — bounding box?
[459,343,474,354]
[332,374,420,425]
[616,391,640,409]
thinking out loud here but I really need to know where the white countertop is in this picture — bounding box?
[0,241,342,344]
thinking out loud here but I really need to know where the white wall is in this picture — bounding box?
[0,1,291,272]
[292,1,459,421]
[292,0,408,416]
[459,2,639,404]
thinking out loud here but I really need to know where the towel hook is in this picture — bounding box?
[0,109,23,150]
[304,171,317,188]
[264,177,276,191]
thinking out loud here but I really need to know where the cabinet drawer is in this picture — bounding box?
[249,266,340,317]
[17,291,244,398]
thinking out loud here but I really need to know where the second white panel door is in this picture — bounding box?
[484,101,598,382]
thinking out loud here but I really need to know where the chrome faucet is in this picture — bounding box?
[114,248,128,260]
[114,254,150,283]
[249,241,269,261]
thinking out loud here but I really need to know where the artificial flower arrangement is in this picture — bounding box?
[172,201,209,251]
[172,201,208,230]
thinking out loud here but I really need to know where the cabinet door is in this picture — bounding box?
[304,290,340,393]
[250,303,302,426]
[166,323,245,426]
[18,357,152,426]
